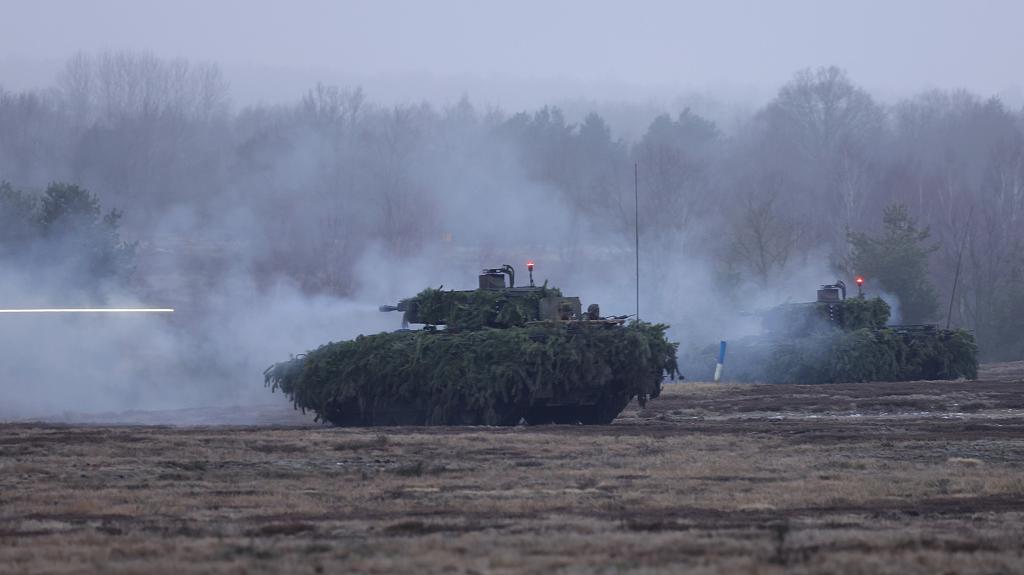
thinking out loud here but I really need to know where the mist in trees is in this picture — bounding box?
[2,52,1023,362]
[0,182,134,295]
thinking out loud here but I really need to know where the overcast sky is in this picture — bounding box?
[1,0,1022,109]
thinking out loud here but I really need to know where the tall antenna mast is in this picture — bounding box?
[946,205,974,329]
[634,162,640,322]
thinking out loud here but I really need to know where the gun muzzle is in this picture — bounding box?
[379,305,400,313]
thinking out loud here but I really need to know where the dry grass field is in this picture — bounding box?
[2,363,1024,574]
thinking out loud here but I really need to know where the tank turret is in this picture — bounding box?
[762,280,889,336]
[377,265,586,330]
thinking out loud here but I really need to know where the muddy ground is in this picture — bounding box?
[2,363,1023,574]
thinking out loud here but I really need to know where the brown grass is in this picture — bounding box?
[2,372,1024,573]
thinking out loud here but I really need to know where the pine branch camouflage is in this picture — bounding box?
[265,321,678,426]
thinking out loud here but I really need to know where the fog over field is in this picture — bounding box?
[1,1,1023,418]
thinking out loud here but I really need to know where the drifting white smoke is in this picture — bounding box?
[1,194,838,423]
[0,264,398,420]
[0,77,843,423]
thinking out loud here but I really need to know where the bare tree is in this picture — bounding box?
[631,110,719,234]
[57,50,229,125]
[363,105,437,254]
[57,52,95,126]
[728,177,802,286]
[757,67,885,248]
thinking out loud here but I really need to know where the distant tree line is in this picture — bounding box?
[1,52,1022,360]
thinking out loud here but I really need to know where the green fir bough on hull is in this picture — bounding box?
[761,326,977,384]
[265,321,677,426]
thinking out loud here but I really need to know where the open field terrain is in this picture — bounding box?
[2,363,1024,574]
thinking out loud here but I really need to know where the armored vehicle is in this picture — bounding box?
[691,280,977,384]
[265,264,678,426]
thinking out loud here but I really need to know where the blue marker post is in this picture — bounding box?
[713,340,727,382]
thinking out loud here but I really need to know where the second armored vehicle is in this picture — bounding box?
[687,280,977,384]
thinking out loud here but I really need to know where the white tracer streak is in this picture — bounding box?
[0,308,174,314]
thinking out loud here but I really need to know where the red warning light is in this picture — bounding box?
[855,276,864,285]
[527,260,534,271]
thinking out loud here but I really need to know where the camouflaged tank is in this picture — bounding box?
[688,281,977,384]
[265,264,679,426]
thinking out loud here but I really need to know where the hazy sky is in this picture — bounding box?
[1,0,1022,107]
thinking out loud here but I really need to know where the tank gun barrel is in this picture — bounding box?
[379,301,408,313]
